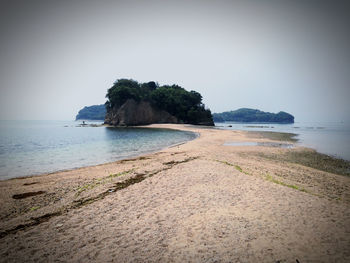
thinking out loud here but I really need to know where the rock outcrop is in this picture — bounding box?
[104,99,178,126]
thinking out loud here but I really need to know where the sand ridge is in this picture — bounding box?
[0,124,349,262]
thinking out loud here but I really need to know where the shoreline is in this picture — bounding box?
[0,126,200,182]
[0,126,306,182]
[1,124,349,262]
[3,123,346,182]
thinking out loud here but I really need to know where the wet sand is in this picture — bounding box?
[0,124,349,262]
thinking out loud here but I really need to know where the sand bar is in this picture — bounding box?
[0,124,349,262]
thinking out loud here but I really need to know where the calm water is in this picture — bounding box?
[215,121,350,161]
[0,121,197,180]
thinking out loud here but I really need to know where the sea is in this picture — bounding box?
[215,121,350,161]
[1,120,349,180]
[0,120,197,180]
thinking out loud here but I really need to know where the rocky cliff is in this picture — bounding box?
[104,99,178,126]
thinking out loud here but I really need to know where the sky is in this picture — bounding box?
[0,0,349,122]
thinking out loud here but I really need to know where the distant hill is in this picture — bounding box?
[213,108,294,123]
[76,104,106,120]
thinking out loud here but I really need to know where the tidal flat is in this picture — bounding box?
[0,124,349,263]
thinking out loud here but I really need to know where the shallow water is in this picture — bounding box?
[0,121,197,179]
[224,141,294,148]
[216,121,350,160]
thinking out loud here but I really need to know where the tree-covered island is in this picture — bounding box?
[76,80,293,125]
[213,108,294,123]
[104,79,214,126]
[76,105,106,120]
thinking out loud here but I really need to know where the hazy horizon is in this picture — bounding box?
[1,0,349,122]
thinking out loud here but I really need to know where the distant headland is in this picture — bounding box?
[213,108,294,123]
[76,105,106,120]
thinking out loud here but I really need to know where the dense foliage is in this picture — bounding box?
[105,79,214,125]
[213,108,294,123]
[76,104,106,120]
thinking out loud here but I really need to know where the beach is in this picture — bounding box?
[0,124,349,262]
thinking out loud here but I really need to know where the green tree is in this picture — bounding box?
[106,79,141,108]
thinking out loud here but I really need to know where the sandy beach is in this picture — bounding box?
[0,124,349,262]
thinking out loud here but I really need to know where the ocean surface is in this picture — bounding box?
[0,120,197,180]
[215,121,350,161]
[1,120,348,180]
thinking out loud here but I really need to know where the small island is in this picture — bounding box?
[75,104,106,120]
[104,79,214,126]
[213,108,294,123]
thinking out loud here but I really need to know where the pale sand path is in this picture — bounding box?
[0,124,349,262]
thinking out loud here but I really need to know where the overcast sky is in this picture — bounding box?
[0,0,349,122]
